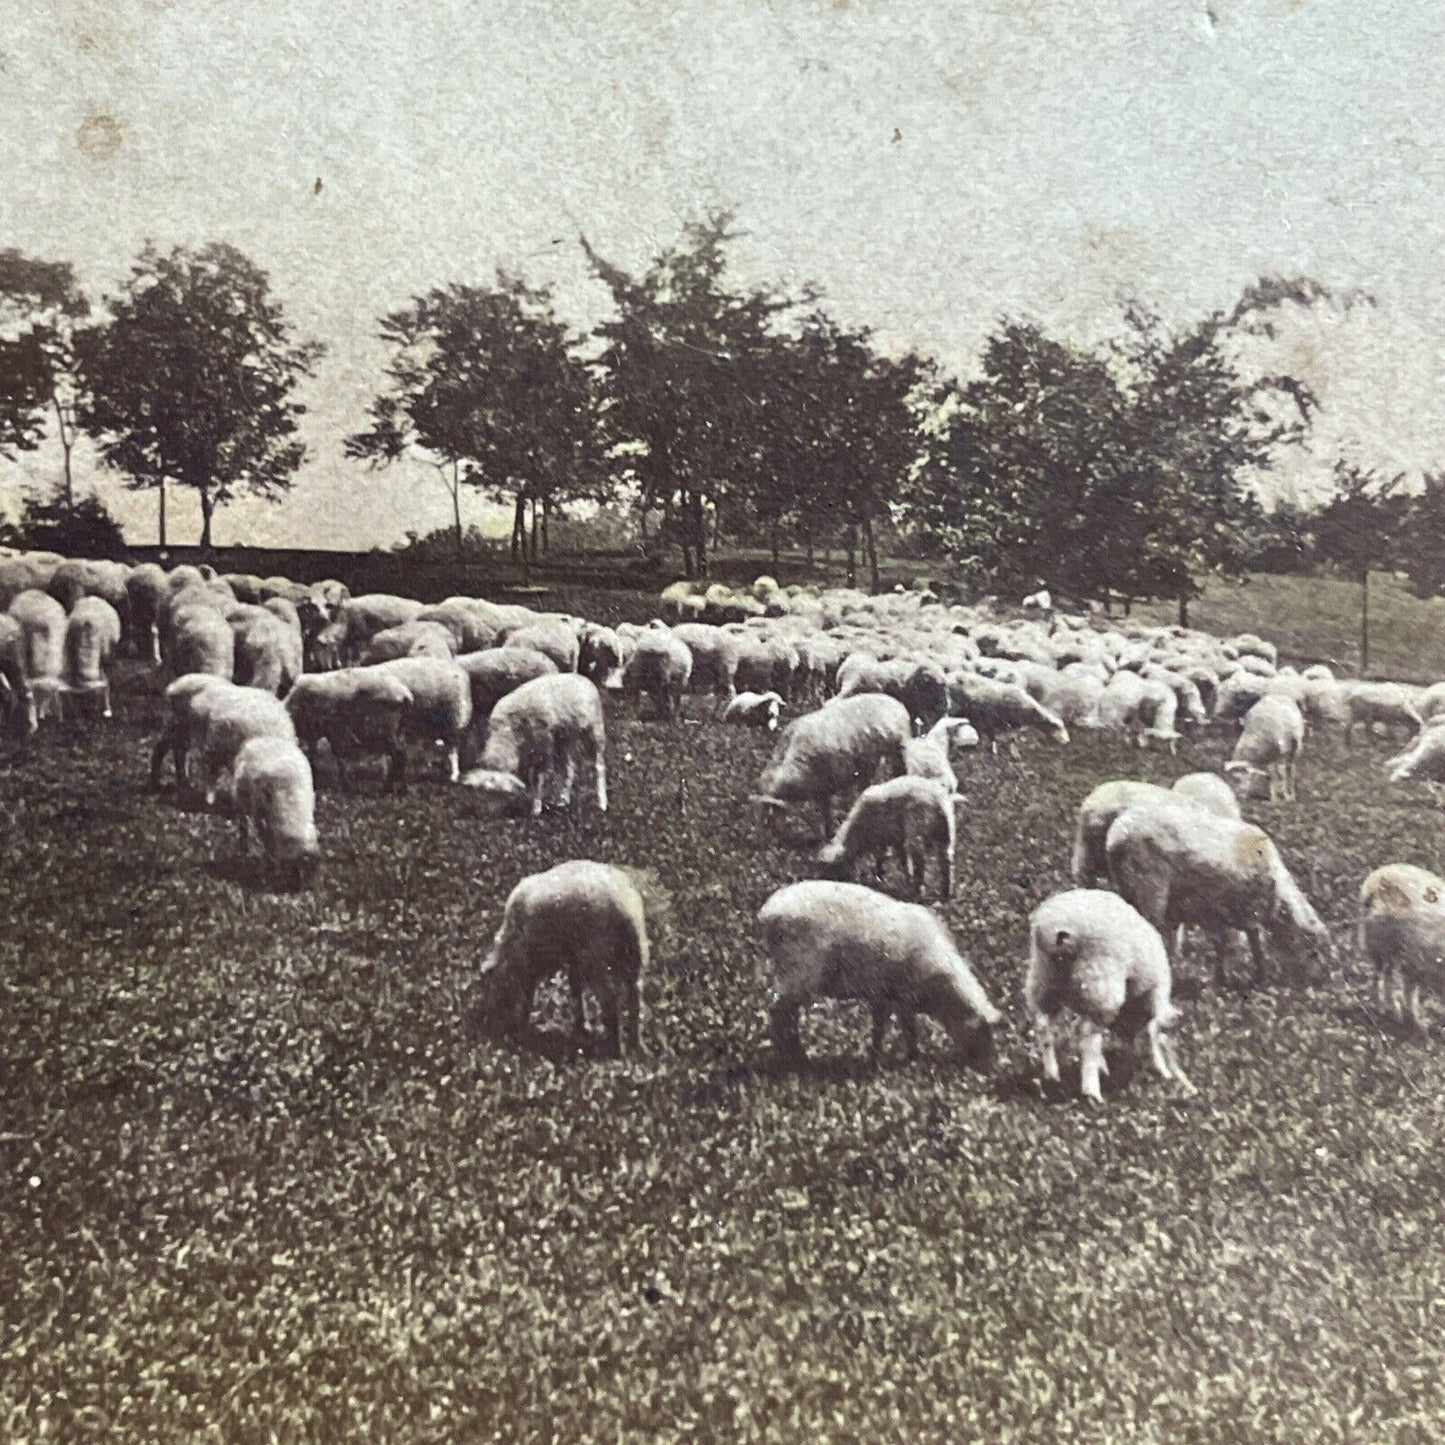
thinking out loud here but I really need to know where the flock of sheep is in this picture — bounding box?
[3,551,1444,1102]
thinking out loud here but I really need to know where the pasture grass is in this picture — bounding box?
[5,612,1445,1439]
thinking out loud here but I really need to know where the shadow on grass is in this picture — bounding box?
[204,854,311,895]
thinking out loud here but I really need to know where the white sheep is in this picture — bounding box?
[232,608,303,696]
[1026,888,1193,1104]
[462,672,608,815]
[1342,681,1424,744]
[0,614,37,740]
[478,860,646,1057]
[672,623,741,708]
[7,588,66,717]
[754,693,912,838]
[150,674,242,788]
[1070,775,1240,886]
[197,686,298,806]
[723,690,784,730]
[816,775,956,900]
[169,605,236,682]
[946,672,1069,752]
[1224,694,1305,802]
[312,594,426,669]
[368,657,474,782]
[622,629,693,720]
[500,620,580,673]
[453,647,559,752]
[577,623,624,688]
[1106,801,1332,989]
[903,715,979,794]
[360,619,457,664]
[232,736,320,890]
[1358,863,1445,1031]
[1387,726,1445,795]
[60,595,122,721]
[124,562,168,662]
[285,669,415,791]
[757,879,1000,1064]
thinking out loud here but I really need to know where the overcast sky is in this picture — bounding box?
[2,0,1443,549]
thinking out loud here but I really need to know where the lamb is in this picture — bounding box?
[368,657,474,783]
[60,596,122,720]
[1358,863,1445,1031]
[232,608,303,696]
[232,736,320,890]
[1342,681,1423,744]
[500,620,580,674]
[1224,694,1305,801]
[622,629,693,720]
[945,672,1069,752]
[1025,889,1193,1103]
[672,623,740,707]
[359,619,457,664]
[723,690,784,730]
[0,615,37,740]
[754,693,912,838]
[816,775,956,899]
[903,715,979,794]
[285,669,415,791]
[1105,801,1332,989]
[196,687,298,806]
[757,880,1000,1065]
[150,675,243,788]
[477,860,647,1057]
[462,673,608,815]
[1070,775,1241,886]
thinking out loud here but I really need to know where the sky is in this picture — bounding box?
[2,0,1444,549]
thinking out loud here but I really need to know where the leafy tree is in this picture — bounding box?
[1314,460,1405,672]
[0,489,127,559]
[0,250,90,507]
[347,275,600,563]
[1397,473,1445,600]
[74,242,323,548]
[584,213,807,578]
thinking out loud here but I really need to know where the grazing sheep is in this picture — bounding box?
[477,860,647,1057]
[672,623,741,708]
[124,563,168,662]
[1227,633,1278,667]
[1225,695,1306,802]
[197,687,298,806]
[1342,681,1423,744]
[8,586,66,679]
[1134,676,1182,752]
[285,669,414,791]
[836,655,949,730]
[1386,726,1445,792]
[622,629,693,720]
[1106,802,1331,989]
[232,609,303,696]
[1097,669,1148,741]
[317,594,426,668]
[757,880,1000,1064]
[1358,863,1445,1030]
[453,645,559,736]
[903,715,979,794]
[169,606,236,682]
[754,693,912,838]
[0,615,37,740]
[1169,771,1241,820]
[723,690,784,730]
[733,634,800,701]
[1213,670,1272,726]
[501,620,580,673]
[946,672,1069,752]
[60,596,122,720]
[1026,889,1193,1103]
[363,657,473,783]
[577,622,624,688]
[232,736,320,889]
[816,775,956,899]
[415,600,500,654]
[360,619,457,664]
[462,673,608,815]
[150,675,243,788]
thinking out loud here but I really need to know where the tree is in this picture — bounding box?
[0,490,127,559]
[0,250,90,508]
[584,213,808,578]
[346,275,601,563]
[1397,473,1445,600]
[1313,461,1405,673]
[74,242,323,548]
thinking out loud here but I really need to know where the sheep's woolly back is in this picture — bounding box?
[758,694,911,801]
[1360,863,1445,917]
[234,737,319,860]
[481,673,605,776]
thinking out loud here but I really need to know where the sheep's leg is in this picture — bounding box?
[1147,1020,1195,1095]
[939,846,952,901]
[1079,1030,1108,1104]
[569,972,588,1047]
[1035,1013,1061,1085]
[593,740,608,814]
[868,1003,890,1062]
[599,987,623,1059]
[1212,933,1232,990]
[444,738,460,784]
[1246,928,1268,989]
[559,749,578,809]
[235,813,250,858]
[769,996,805,1060]
[149,729,172,789]
[1408,981,1429,1033]
[899,1010,919,1063]
[100,680,113,721]
[622,976,641,1054]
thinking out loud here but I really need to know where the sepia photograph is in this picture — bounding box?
[3,1,1444,1438]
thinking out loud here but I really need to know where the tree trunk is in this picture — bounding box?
[845,525,857,589]
[541,495,550,557]
[198,485,214,550]
[638,504,650,554]
[694,497,708,579]
[158,478,168,549]
[1178,590,1190,628]
[1360,568,1370,674]
[510,495,526,563]
[451,476,463,559]
[528,497,539,564]
[54,397,74,510]
[863,515,880,594]
[770,521,781,569]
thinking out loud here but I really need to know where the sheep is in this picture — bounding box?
[1169,771,1242,820]
[500,620,580,673]
[415,600,500,654]
[754,693,912,838]
[124,563,168,662]
[1029,668,1105,730]
[816,775,956,899]
[723,690,784,730]
[359,619,457,665]
[196,687,298,806]
[364,657,474,783]
[453,645,559,738]
[837,655,949,730]
[672,623,740,708]
[1213,670,1272,726]
[232,608,303,696]
[1070,775,1240,887]
[1026,889,1193,1103]
[903,715,979,794]
[1358,863,1445,1031]
[577,622,624,688]
[946,672,1069,752]
[285,669,414,791]
[1226,633,1278,667]
[314,594,426,668]
[1385,726,1445,794]
[757,880,1000,1065]
[168,605,235,682]
[733,634,800,701]
[150,675,243,788]
[1224,694,1305,802]
[8,586,66,687]
[477,860,647,1057]
[232,736,320,890]
[1342,681,1424,744]
[60,596,122,721]
[622,628,693,720]
[1105,801,1331,989]
[0,615,37,741]
[462,673,608,815]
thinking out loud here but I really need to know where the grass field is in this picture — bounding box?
[5,585,1445,1442]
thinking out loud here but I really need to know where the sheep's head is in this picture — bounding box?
[926,985,998,1071]
[814,842,851,879]
[946,718,980,750]
[1267,888,1334,981]
[1050,721,1071,746]
[1223,759,1270,801]
[460,768,530,816]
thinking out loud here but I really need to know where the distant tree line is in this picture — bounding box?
[4,221,1444,614]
